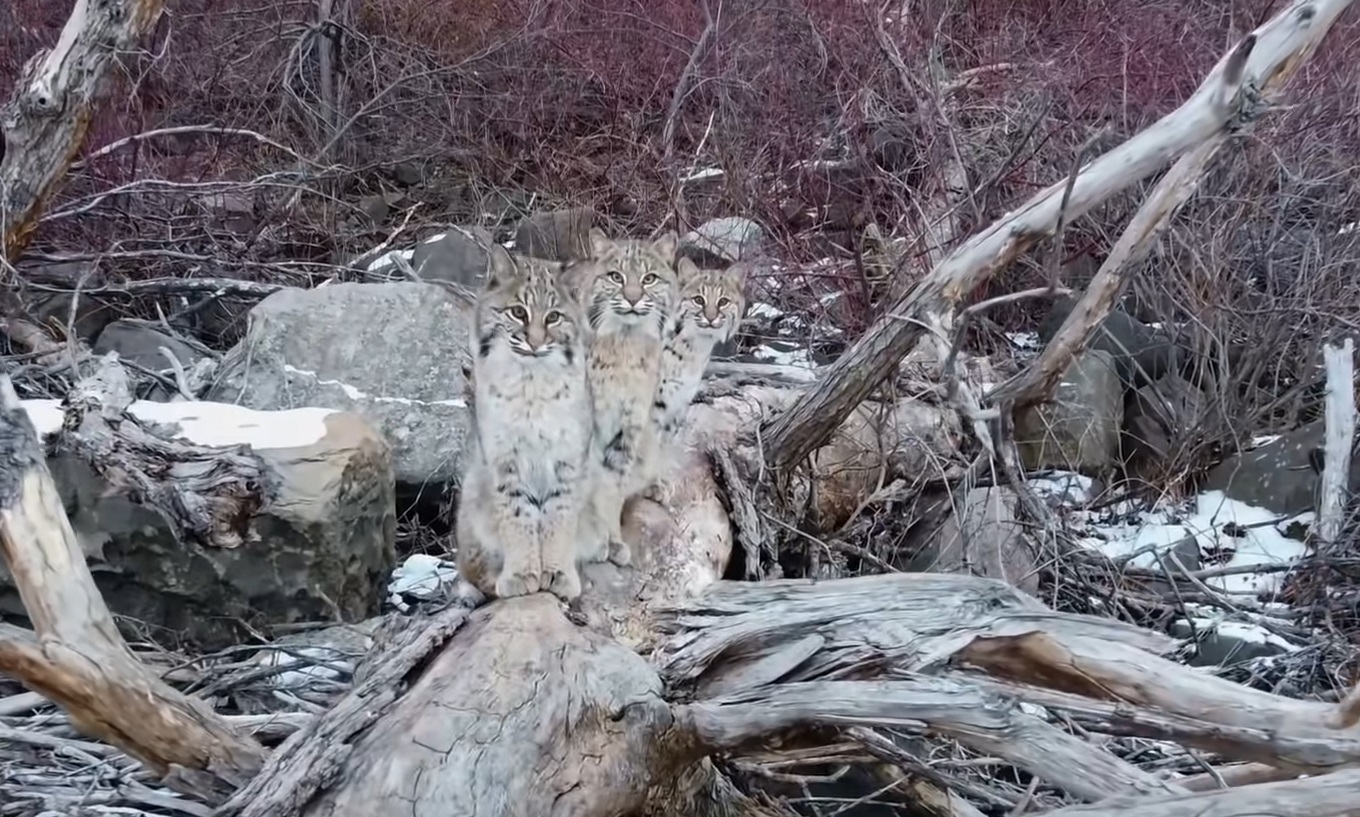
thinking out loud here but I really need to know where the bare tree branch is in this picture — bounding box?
[761,0,1356,471]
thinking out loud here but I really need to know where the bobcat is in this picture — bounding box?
[634,258,746,493]
[455,248,594,603]
[569,229,680,567]
[655,258,746,438]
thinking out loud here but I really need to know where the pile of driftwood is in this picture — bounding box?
[2,0,1359,815]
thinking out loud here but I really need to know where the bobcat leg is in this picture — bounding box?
[539,497,583,602]
[491,503,542,598]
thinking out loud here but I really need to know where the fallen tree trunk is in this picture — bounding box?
[763,0,1357,472]
[0,374,264,803]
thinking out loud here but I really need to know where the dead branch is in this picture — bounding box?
[984,43,1251,410]
[1043,767,1360,817]
[1315,338,1355,544]
[0,374,264,803]
[762,0,1356,471]
[0,0,167,262]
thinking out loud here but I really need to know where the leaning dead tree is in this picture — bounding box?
[1,1,1359,817]
[763,0,1357,471]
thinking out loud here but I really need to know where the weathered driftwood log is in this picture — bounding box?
[763,0,1357,472]
[51,353,271,549]
[0,374,264,803]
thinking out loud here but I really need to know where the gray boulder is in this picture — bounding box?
[95,319,210,370]
[207,282,472,488]
[904,486,1038,595]
[411,226,496,288]
[1169,619,1293,668]
[2,400,396,650]
[1203,418,1360,515]
[513,207,596,261]
[1015,350,1123,473]
[1123,373,1208,461]
[1038,296,1176,388]
[682,216,764,263]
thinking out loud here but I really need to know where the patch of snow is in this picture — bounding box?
[252,646,352,688]
[387,553,457,609]
[365,247,414,273]
[1029,472,1094,507]
[1251,435,1281,448]
[1340,222,1357,237]
[21,398,335,451]
[1007,332,1041,351]
[282,365,466,408]
[747,302,785,320]
[819,291,845,306]
[750,344,816,368]
[1080,491,1309,597]
[683,167,725,183]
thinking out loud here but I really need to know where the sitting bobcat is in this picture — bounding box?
[636,257,746,492]
[455,248,594,603]
[570,229,680,567]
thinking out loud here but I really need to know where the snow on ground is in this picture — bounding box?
[1033,471,1313,652]
[387,553,458,611]
[1074,489,1310,596]
[250,645,354,687]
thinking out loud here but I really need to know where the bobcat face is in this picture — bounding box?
[478,252,585,360]
[581,231,680,334]
[676,262,745,343]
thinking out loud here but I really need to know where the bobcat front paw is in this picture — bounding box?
[543,565,583,602]
[607,537,632,567]
[494,569,541,598]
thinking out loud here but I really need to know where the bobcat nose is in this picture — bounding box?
[526,324,548,350]
[703,304,720,324]
[622,283,644,306]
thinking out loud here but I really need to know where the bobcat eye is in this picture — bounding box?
[544,310,562,326]
[507,305,529,323]
[642,273,659,285]
[607,271,625,284]
[718,297,732,308]
[690,295,705,306]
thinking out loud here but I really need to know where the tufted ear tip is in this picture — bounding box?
[587,228,613,259]
[485,245,517,289]
[651,230,680,261]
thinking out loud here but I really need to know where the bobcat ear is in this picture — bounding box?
[651,230,680,261]
[587,228,612,259]
[675,256,700,279]
[485,245,516,289]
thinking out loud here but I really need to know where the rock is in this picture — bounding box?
[1123,373,1208,461]
[206,282,471,489]
[1202,418,1360,515]
[1015,350,1123,473]
[1038,295,1176,388]
[513,207,596,261]
[411,227,495,287]
[810,399,962,531]
[388,161,429,187]
[682,216,764,263]
[20,260,113,342]
[0,400,396,651]
[93,320,213,400]
[195,190,257,233]
[1169,619,1293,668]
[357,192,404,226]
[95,322,214,402]
[905,487,1039,595]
